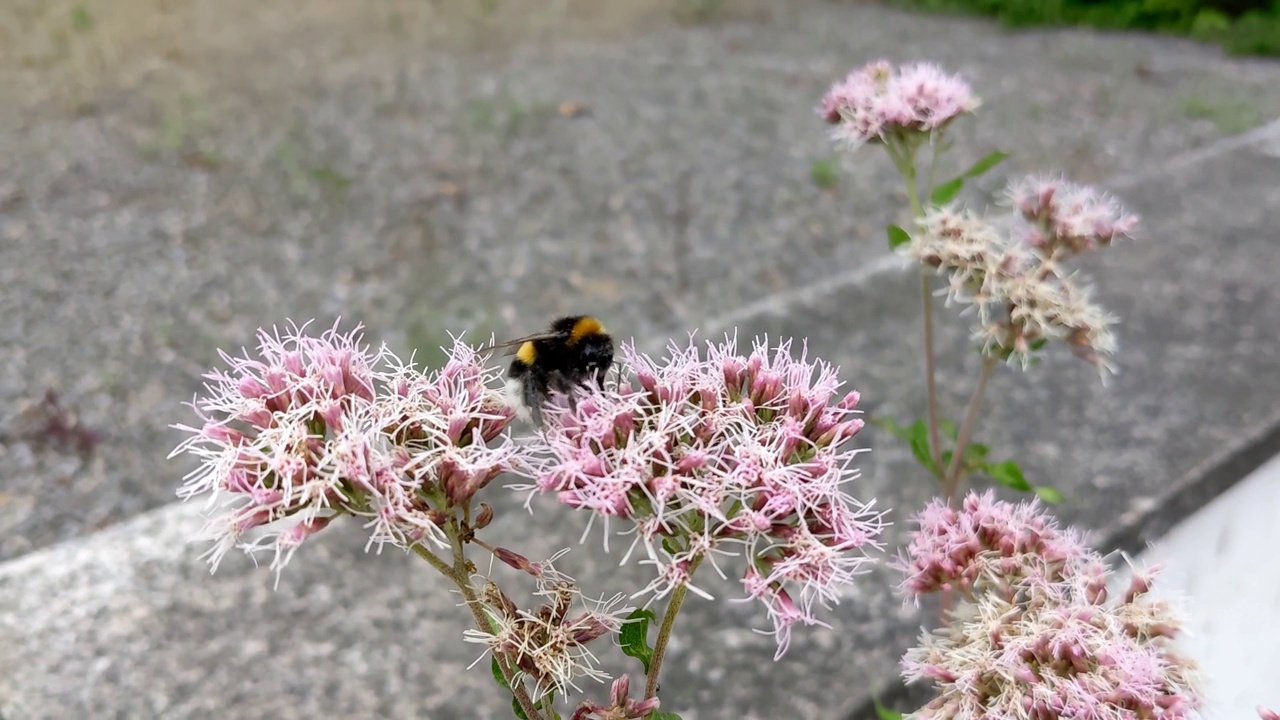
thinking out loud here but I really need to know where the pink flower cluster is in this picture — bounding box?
[820,60,980,149]
[1007,175,1140,256]
[514,333,886,658]
[172,320,516,576]
[908,176,1135,371]
[898,491,1202,720]
[898,491,1105,600]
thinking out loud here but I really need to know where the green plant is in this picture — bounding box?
[886,0,1280,56]
[1181,96,1259,133]
[811,158,841,190]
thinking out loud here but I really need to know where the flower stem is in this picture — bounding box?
[925,133,943,201]
[898,148,944,476]
[410,542,458,579]
[644,555,704,705]
[920,271,943,476]
[410,541,546,720]
[943,355,998,503]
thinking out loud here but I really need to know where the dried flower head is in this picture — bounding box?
[899,492,1203,720]
[820,60,980,150]
[909,206,1120,371]
[171,320,516,578]
[465,558,630,701]
[1006,175,1139,257]
[512,333,886,658]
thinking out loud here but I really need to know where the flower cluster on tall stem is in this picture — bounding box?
[897,491,1203,719]
[171,320,516,576]
[173,320,562,718]
[820,60,1137,514]
[822,59,984,486]
[514,333,886,661]
[820,60,980,153]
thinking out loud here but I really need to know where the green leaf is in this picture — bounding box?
[959,150,1010,180]
[1035,485,1065,504]
[620,608,658,673]
[964,442,990,462]
[512,696,529,720]
[491,657,511,690]
[906,419,938,475]
[887,224,912,250]
[874,699,905,720]
[939,420,958,440]
[811,158,839,190]
[661,536,682,556]
[987,460,1032,492]
[871,416,908,440]
[929,177,964,205]
[71,6,94,32]
[1029,338,1048,351]
[651,713,683,720]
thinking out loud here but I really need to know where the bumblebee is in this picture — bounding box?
[493,315,614,425]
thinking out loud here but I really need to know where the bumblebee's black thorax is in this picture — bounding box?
[506,315,614,424]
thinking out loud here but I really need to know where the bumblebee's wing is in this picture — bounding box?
[483,331,565,355]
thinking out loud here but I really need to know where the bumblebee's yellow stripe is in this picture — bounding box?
[568,317,604,346]
[516,342,537,364]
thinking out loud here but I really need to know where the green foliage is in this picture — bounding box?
[491,658,531,720]
[874,417,1064,502]
[491,657,510,689]
[876,417,943,477]
[1035,485,1066,503]
[1181,96,1259,134]
[887,0,1280,56]
[985,459,1031,491]
[958,150,1011,180]
[672,0,727,24]
[927,150,1009,207]
[887,224,913,250]
[930,177,966,205]
[976,458,1065,503]
[811,158,841,190]
[874,698,906,720]
[621,608,658,673]
[71,6,94,32]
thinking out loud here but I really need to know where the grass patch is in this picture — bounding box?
[459,95,557,140]
[1181,96,1259,133]
[139,93,222,166]
[884,0,1280,56]
[811,158,840,190]
[671,0,727,24]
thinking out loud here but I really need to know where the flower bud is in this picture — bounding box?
[473,503,494,530]
[722,356,747,392]
[493,547,536,573]
[237,376,269,399]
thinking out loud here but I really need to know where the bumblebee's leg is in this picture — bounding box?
[524,372,548,426]
[548,371,580,413]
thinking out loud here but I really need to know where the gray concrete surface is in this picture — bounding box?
[2,1,1279,718]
